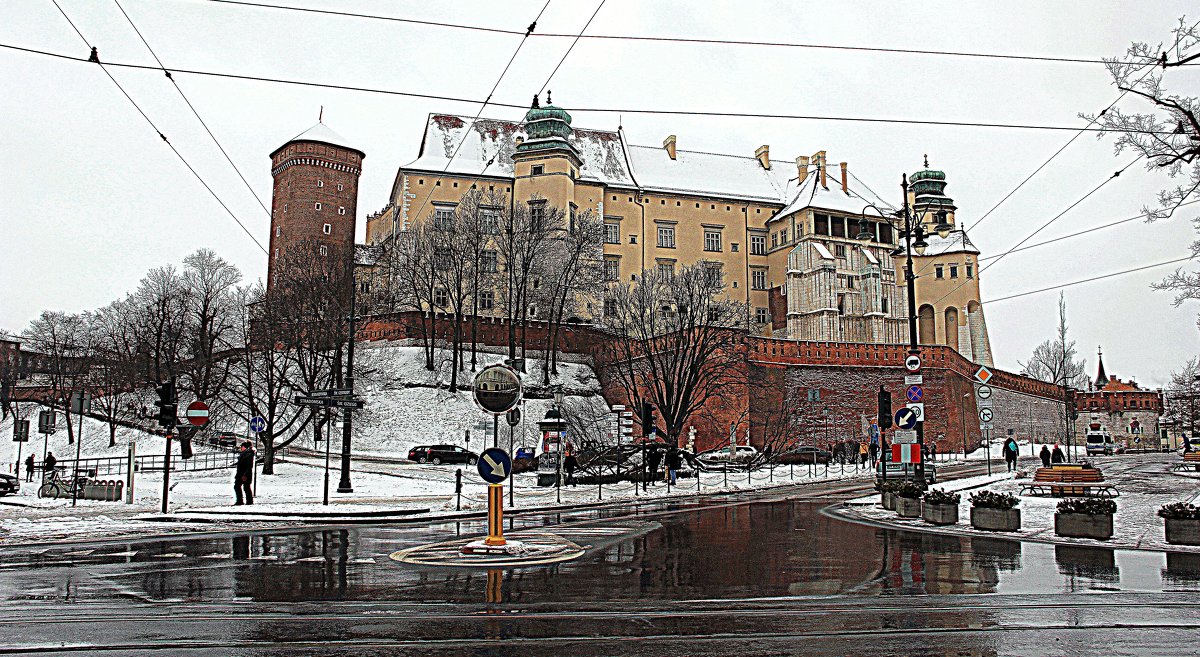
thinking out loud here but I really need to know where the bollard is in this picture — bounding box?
[455,469,463,511]
[484,484,505,546]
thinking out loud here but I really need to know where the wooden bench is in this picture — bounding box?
[1020,466,1118,497]
[1171,452,1200,471]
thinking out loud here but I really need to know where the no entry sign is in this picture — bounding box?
[185,401,210,426]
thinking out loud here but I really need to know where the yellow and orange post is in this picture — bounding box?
[484,483,506,546]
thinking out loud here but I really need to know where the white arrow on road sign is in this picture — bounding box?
[979,408,994,423]
[482,453,508,479]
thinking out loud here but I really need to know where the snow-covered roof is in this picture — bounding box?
[624,144,789,203]
[274,122,363,156]
[775,174,881,218]
[920,229,980,256]
[812,242,835,260]
[355,243,385,267]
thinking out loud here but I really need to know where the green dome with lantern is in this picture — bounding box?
[909,155,956,211]
[517,91,578,155]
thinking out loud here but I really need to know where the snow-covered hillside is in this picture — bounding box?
[352,343,610,458]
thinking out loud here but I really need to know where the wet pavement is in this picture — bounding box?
[1,470,1199,655]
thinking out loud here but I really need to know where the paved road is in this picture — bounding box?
[2,461,1198,656]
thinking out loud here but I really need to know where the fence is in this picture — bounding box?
[55,448,236,477]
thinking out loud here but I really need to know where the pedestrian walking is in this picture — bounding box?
[24,454,34,482]
[859,442,868,465]
[234,442,254,505]
[1004,438,1018,472]
[1039,444,1052,468]
[44,452,57,479]
[645,446,662,490]
[564,453,578,487]
[1051,444,1065,464]
[665,446,682,485]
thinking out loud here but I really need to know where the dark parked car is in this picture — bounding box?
[0,473,20,496]
[408,445,478,465]
[779,446,832,465]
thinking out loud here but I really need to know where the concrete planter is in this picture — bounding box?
[1164,517,1200,546]
[1055,513,1114,540]
[895,496,922,518]
[881,492,896,510]
[971,507,1021,532]
[922,502,959,526]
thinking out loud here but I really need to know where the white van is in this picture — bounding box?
[1085,423,1114,456]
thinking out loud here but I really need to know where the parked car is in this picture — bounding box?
[515,446,536,461]
[408,445,478,465]
[779,446,832,465]
[0,473,20,496]
[875,459,936,484]
[211,432,242,448]
[700,445,759,463]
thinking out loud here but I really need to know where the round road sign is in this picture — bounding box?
[894,408,919,430]
[477,447,513,484]
[905,385,923,403]
[473,365,523,415]
[249,416,266,433]
[185,401,210,427]
[506,407,521,427]
[976,384,993,400]
[905,354,921,372]
[978,408,994,423]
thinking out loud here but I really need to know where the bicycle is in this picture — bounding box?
[37,468,87,499]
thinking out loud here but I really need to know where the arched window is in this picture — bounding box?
[918,304,936,344]
[944,307,959,351]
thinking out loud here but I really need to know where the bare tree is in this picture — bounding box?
[179,249,243,412]
[131,265,190,385]
[1165,357,1200,436]
[500,197,557,370]
[87,300,142,446]
[540,207,605,384]
[1086,19,1200,315]
[1019,293,1087,439]
[23,311,91,444]
[602,264,748,446]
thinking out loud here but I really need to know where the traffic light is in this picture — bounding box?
[154,379,177,429]
[878,386,893,430]
[641,401,656,438]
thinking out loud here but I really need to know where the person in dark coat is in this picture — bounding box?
[234,442,254,505]
[644,446,662,490]
[563,453,578,487]
[24,454,34,482]
[1051,444,1066,464]
[1039,445,1052,468]
[665,447,683,485]
[43,452,57,479]
[1004,438,1018,472]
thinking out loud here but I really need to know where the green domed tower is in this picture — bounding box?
[511,92,584,210]
[909,155,957,227]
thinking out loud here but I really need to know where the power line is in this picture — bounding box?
[203,0,1156,66]
[537,0,605,95]
[112,0,272,217]
[45,1,268,254]
[0,42,1185,136]
[983,255,1194,305]
[928,156,1143,309]
[977,198,1200,261]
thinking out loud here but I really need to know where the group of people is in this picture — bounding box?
[559,443,686,489]
[1002,438,1069,471]
[20,452,57,482]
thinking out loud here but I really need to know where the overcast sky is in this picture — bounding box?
[3,0,1198,387]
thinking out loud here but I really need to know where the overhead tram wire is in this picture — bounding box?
[977,198,1200,262]
[397,0,551,237]
[112,0,272,217]
[983,255,1194,305]
[0,42,1185,137]
[926,155,1144,309]
[45,1,268,254]
[536,0,605,95]
[203,0,1156,67]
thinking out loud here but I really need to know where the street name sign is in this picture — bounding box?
[905,375,923,385]
[893,429,918,444]
[330,398,365,410]
[477,447,512,484]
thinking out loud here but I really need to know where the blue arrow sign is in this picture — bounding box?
[477,447,512,484]
[905,385,923,403]
[894,408,918,430]
[249,416,266,433]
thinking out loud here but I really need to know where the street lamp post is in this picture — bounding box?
[553,385,564,504]
[858,181,947,485]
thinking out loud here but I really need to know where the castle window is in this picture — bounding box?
[531,165,544,176]
[751,235,766,255]
[274,248,278,260]
[481,210,501,235]
[338,183,344,191]
[419,179,424,185]
[731,243,739,252]
[604,298,617,316]
[436,181,441,186]
[434,207,454,230]
[949,265,959,279]
[711,204,715,210]
[935,265,944,279]
[834,244,846,258]
[781,228,788,243]
[726,206,731,211]
[657,226,676,249]
[480,290,495,311]
[704,230,722,252]
[752,269,767,290]
[676,201,681,206]
[604,257,620,281]
[338,207,346,215]
[612,196,617,201]
[323,223,332,235]
[452,182,458,188]
[481,250,498,273]
[630,235,637,244]
[756,307,769,324]
[434,288,448,307]
[657,262,674,280]
[275,226,280,237]
[434,249,452,270]
[604,223,620,244]
[882,295,889,313]
[315,202,322,210]
[837,294,845,316]
[317,180,323,188]
[319,245,328,256]
[772,233,779,248]
[966,264,974,278]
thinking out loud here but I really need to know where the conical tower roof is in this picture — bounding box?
[1095,347,1108,389]
[271,121,364,158]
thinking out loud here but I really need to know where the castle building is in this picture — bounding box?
[1073,347,1164,448]
[268,121,365,291]
[364,97,991,363]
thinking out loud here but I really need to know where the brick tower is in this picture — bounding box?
[267,121,365,291]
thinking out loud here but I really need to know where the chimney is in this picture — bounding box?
[663,134,677,160]
[814,150,827,189]
[755,145,770,170]
[839,162,848,194]
[796,156,810,183]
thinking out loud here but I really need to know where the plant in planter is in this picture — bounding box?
[893,481,925,518]
[922,489,961,525]
[876,481,901,510]
[1055,498,1116,540]
[1158,502,1200,546]
[969,491,1021,532]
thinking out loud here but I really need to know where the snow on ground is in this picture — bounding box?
[0,406,172,475]
[843,452,1200,553]
[351,342,608,458]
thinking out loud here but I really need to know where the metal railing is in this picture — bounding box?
[54,449,237,477]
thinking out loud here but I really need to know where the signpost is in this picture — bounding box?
[37,410,56,478]
[894,408,919,431]
[69,391,91,508]
[473,447,513,550]
[469,366,523,551]
[12,419,29,483]
[294,388,366,504]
